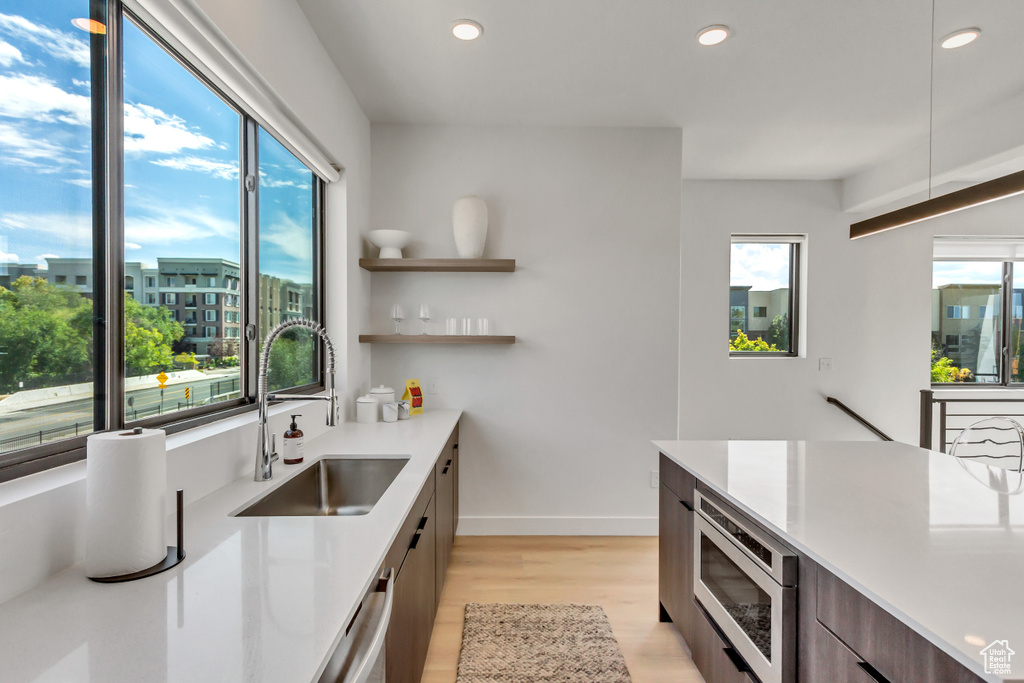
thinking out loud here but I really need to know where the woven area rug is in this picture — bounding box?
[456,603,632,683]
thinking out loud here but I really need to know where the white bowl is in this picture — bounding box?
[368,230,412,259]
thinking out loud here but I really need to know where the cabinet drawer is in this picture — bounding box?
[816,568,983,683]
[386,474,435,577]
[660,453,695,506]
[810,621,877,683]
[691,602,755,683]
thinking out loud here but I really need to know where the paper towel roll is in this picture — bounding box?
[86,429,168,578]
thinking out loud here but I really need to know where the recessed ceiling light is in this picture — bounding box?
[940,28,980,49]
[452,19,483,41]
[71,17,106,34]
[964,635,987,648]
[697,25,730,46]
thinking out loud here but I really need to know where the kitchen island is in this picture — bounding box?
[654,439,1024,683]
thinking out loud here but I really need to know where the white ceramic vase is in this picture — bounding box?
[452,195,488,258]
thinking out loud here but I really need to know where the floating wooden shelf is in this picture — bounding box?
[359,335,516,345]
[359,258,515,272]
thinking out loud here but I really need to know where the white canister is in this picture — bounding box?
[382,401,399,423]
[398,401,411,420]
[369,385,395,418]
[356,396,378,423]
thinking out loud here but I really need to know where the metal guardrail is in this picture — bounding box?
[825,396,894,441]
[920,389,1024,452]
[0,420,93,454]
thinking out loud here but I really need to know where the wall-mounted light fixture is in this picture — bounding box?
[850,170,1024,239]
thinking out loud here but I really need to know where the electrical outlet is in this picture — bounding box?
[650,470,659,488]
[819,357,833,372]
[425,379,439,395]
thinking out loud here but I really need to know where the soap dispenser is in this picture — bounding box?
[282,414,304,465]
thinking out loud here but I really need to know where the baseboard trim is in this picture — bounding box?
[457,516,658,536]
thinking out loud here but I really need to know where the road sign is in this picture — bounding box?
[185,387,190,401]
[156,371,168,389]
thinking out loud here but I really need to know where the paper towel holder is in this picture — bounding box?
[89,488,186,584]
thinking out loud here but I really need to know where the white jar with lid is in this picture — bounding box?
[368,385,395,419]
[356,396,378,423]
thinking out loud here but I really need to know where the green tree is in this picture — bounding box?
[0,277,91,392]
[729,331,780,352]
[124,295,184,377]
[266,330,314,391]
[931,349,973,383]
[174,352,199,370]
[767,313,789,350]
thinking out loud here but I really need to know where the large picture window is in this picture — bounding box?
[0,2,326,480]
[729,237,802,356]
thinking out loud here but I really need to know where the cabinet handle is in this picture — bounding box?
[856,662,893,683]
[409,529,423,550]
[680,499,694,512]
[722,647,750,673]
[442,459,452,475]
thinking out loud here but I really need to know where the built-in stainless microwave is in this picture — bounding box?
[693,490,797,683]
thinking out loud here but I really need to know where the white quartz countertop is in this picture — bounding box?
[0,409,462,683]
[654,439,1024,683]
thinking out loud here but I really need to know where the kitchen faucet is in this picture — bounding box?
[255,318,339,481]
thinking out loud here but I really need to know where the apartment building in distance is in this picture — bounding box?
[932,284,1024,381]
[729,285,790,341]
[157,258,242,357]
[4,257,312,359]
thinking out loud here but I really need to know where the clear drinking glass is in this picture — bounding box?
[391,304,405,334]
[418,305,431,335]
[446,317,458,335]
[461,317,472,335]
[476,318,489,335]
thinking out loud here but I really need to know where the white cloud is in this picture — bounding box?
[125,242,142,250]
[933,262,1003,287]
[0,122,75,171]
[261,213,313,267]
[0,211,91,244]
[151,155,237,180]
[62,178,92,187]
[124,204,238,245]
[0,73,90,126]
[0,40,25,66]
[261,177,311,191]
[34,254,59,270]
[0,13,90,67]
[0,72,216,161]
[123,102,214,155]
[0,251,21,263]
[730,243,791,292]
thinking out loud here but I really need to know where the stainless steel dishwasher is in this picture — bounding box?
[317,566,394,683]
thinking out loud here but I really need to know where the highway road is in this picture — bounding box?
[0,373,242,453]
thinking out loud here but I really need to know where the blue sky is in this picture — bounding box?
[0,1,313,283]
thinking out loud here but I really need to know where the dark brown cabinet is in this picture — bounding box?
[658,454,696,646]
[385,422,459,683]
[815,567,984,683]
[434,426,458,613]
[387,492,436,683]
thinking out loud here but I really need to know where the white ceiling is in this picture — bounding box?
[295,0,1024,181]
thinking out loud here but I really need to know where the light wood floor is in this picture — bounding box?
[421,536,704,683]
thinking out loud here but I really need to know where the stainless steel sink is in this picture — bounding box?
[235,457,409,517]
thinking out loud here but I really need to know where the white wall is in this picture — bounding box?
[680,180,1024,444]
[368,124,681,535]
[0,0,371,604]
[679,180,927,442]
